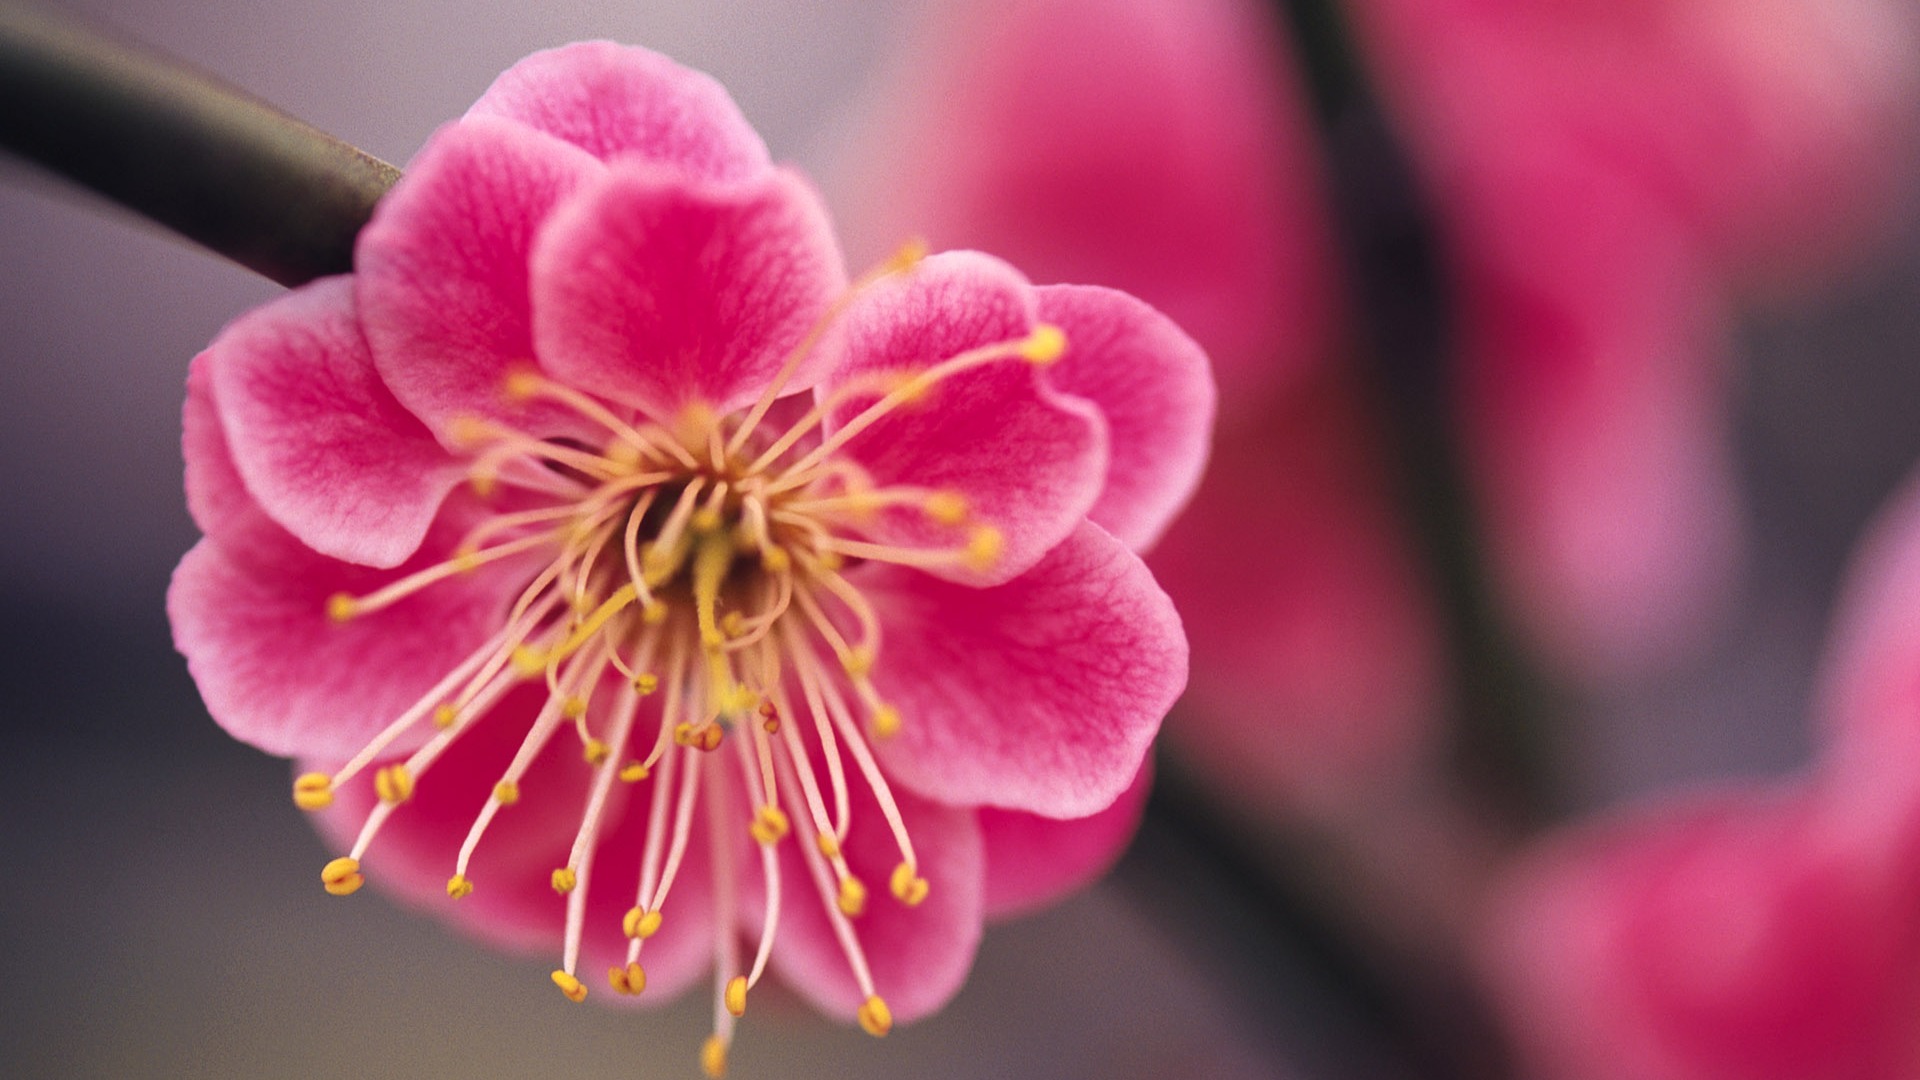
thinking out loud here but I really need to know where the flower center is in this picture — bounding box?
[290,247,1068,1075]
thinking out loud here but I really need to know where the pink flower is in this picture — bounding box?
[829,0,1445,802]
[1476,473,1920,1080]
[1349,0,1918,677]
[167,42,1209,1073]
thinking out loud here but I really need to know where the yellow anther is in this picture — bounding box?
[550,970,587,1003]
[642,599,669,624]
[321,857,363,897]
[446,415,491,448]
[633,672,660,695]
[623,907,664,940]
[561,696,589,719]
[608,961,646,995]
[890,862,930,907]
[467,468,497,498]
[502,367,544,401]
[700,1035,728,1079]
[924,490,968,525]
[857,994,893,1038]
[965,525,1004,570]
[837,876,868,918]
[493,780,521,806]
[583,739,610,766]
[699,725,723,752]
[886,235,929,273]
[606,439,643,469]
[446,874,474,900]
[725,975,748,1017]
[841,646,875,679]
[619,760,649,783]
[673,722,696,747]
[326,593,358,623]
[817,831,841,859]
[510,646,547,677]
[691,507,724,533]
[760,546,791,574]
[449,550,481,574]
[1020,323,1068,364]
[749,805,790,846]
[870,704,902,740]
[374,764,413,805]
[551,867,578,894]
[432,703,459,728]
[720,611,747,638]
[292,772,334,811]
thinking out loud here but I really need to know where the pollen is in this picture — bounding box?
[923,490,968,525]
[725,975,748,1017]
[446,874,474,900]
[325,593,358,623]
[551,867,578,893]
[320,856,364,896]
[1020,323,1068,364]
[749,805,790,846]
[817,831,841,859]
[551,969,588,1003]
[493,780,521,806]
[633,672,660,695]
[857,994,893,1038]
[292,772,334,811]
[432,703,459,728]
[624,907,664,940]
[608,961,646,995]
[890,861,930,907]
[838,876,868,918]
[965,526,1004,570]
[870,704,902,740]
[374,764,413,804]
[583,738,610,765]
[842,646,875,678]
[618,760,648,783]
[700,1035,728,1079]
[502,367,543,401]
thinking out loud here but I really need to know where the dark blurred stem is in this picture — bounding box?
[0,3,398,287]
[1274,0,1559,831]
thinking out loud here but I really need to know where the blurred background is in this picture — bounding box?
[2,0,1917,1077]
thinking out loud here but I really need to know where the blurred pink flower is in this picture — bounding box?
[1477,473,1920,1080]
[1350,0,1918,678]
[167,42,1207,1072]
[829,0,1445,804]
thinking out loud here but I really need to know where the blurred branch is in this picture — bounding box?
[1273,0,1559,828]
[0,2,398,287]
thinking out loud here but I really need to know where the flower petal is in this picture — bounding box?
[468,40,770,180]
[182,351,280,553]
[1036,284,1215,553]
[529,164,846,418]
[815,251,1107,585]
[310,687,716,1002]
[755,747,984,1025]
[168,502,538,762]
[1477,786,1912,1080]
[204,276,467,568]
[355,115,605,440]
[863,522,1184,818]
[979,759,1151,920]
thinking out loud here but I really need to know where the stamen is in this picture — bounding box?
[501,367,697,470]
[327,531,552,622]
[321,856,363,896]
[551,969,588,1003]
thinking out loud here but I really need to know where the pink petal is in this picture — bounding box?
[355,116,605,440]
[311,686,715,1001]
[814,251,1106,586]
[204,276,467,568]
[1036,284,1215,554]
[827,0,1340,407]
[1458,156,1741,682]
[168,502,540,762]
[528,163,846,418]
[862,522,1185,819]
[980,759,1151,920]
[467,40,771,180]
[1478,786,1914,1080]
[182,351,282,553]
[1149,374,1444,808]
[1814,471,1920,817]
[755,740,984,1025]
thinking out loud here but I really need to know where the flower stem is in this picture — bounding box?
[1270,0,1561,828]
[0,3,398,287]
